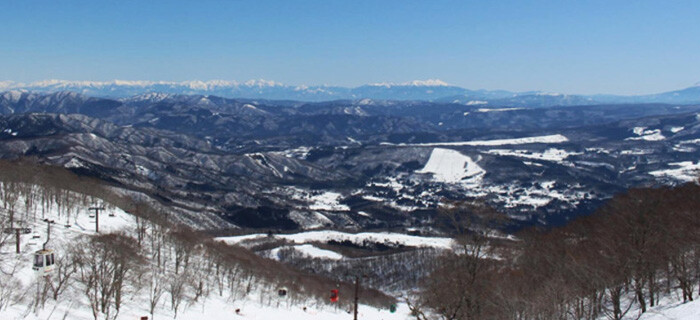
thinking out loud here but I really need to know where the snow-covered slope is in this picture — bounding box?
[383,134,569,147]
[218,230,454,250]
[638,299,700,320]
[649,161,700,182]
[415,148,484,184]
[0,183,411,319]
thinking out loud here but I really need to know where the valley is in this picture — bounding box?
[1,91,700,232]
[2,88,700,319]
[5,2,700,319]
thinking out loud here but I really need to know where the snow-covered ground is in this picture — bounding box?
[268,244,344,261]
[287,187,350,212]
[383,134,569,147]
[620,148,654,155]
[627,127,666,141]
[638,298,700,320]
[218,230,455,250]
[670,126,685,133]
[649,161,700,182]
[306,192,350,211]
[474,181,589,210]
[485,148,581,162]
[415,148,484,184]
[1,286,410,320]
[476,107,524,112]
[0,184,414,320]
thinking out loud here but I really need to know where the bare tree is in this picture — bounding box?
[417,200,507,320]
[50,250,78,300]
[73,233,143,320]
[167,269,190,319]
[147,268,167,319]
[0,255,25,311]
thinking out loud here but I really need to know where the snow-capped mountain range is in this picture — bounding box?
[4,79,700,104]
[0,79,471,102]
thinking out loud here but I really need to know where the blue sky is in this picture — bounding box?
[1,0,699,94]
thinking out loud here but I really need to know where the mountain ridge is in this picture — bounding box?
[3,91,700,231]
[4,79,700,104]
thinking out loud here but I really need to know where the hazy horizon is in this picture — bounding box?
[2,77,699,97]
[2,1,700,95]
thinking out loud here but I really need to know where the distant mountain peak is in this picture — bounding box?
[1,90,26,102]
[242,79,284,87]
[407,79,450,86]
[369,79,450,87]
[535,92,564,97]
[126,92,176,102]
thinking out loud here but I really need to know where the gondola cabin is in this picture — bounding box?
[278,287,288,297]
[33,249,55,276]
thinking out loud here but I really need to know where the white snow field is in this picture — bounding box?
[638,298,700,320]
[381,134,569,147]
[0,184,412,320]
[218,230,454,250]
[476,107,524,112]
[649,161,700,182]
[306,191,351,211]
[670,126,685,133]
[415,148,485,183]
[287,187,351,212]
[268,244,344,261]
[627,127,666,141]
[485,148,582,162]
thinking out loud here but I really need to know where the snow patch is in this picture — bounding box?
[649,161,700,182]
[476,107,524,112]
[64,158,84,168]
[670,126,685,133]
[486,148,581,162]
[288,188,350,212]
[628,127,666,141]
[416,148,485,184]
[384,134,569,147]
[357,211,371,217]
[308,192,350,211]
[2,128,18,136]
[269,244,344,261]
[620,149,653,155]
[219,230,454,250]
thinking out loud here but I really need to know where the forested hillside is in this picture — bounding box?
[409,182,700,319]
[0,161,396,319]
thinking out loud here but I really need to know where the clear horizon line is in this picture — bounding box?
[0,78,697,97]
